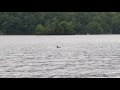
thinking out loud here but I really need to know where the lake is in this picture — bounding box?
[0,35,120,78]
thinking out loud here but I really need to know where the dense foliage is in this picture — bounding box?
[0,12,120,35]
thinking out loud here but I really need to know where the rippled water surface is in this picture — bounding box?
[0,35,120,78]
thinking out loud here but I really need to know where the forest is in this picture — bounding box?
[0,12,120,35]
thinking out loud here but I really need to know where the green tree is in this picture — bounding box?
[82,21,104,34]
[59,21,75,35]
[35,24,48,35]
[112,15,120,34]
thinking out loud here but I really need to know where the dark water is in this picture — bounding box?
[0,35,120,78]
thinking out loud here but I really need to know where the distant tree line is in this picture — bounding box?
[0,12,120,35]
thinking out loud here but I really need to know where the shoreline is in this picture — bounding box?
[0,34,119,36]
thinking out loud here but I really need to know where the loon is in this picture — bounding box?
[57,46,61,48]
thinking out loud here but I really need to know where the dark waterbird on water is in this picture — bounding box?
[57,46,61,48]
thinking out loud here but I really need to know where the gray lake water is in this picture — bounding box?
[0,35,120,78]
